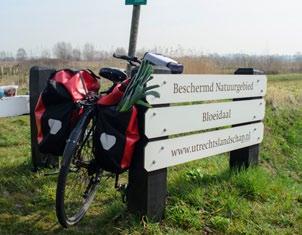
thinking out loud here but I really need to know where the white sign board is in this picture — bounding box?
[146,74,267,105]
[145,99,265,138]
[0,96,30,118]
[144,123,264,172]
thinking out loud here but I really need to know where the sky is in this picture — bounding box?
[1,0,302,56]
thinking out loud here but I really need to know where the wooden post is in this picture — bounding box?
[127,108,167,221]
[230,68,264,169]
[127,68,171,221]
[29,66,58,171]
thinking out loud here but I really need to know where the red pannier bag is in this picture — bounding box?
[93,82,140,174]
[35,69,100,155]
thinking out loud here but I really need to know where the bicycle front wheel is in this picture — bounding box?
[56,111,101,227]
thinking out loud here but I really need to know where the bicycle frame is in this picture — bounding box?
[55,54,143,227]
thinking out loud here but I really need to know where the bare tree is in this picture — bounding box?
[83,43,95,61]
[114,47,126,55]
[72,49,82,61]
[95,50,109,60]
[0,51,7,61]
[41,50,51,59]
[53,42,72,60]
[16,48,27,61]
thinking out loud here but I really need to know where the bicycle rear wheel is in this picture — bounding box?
[56,112,101,227]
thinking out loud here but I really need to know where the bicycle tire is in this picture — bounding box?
[56,110,100,227]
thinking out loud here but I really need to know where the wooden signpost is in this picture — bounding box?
[127,69,267,221]
[145,99,265,139]
[146,74,267,105]
[145,123,264,171]
[0,95,29,118]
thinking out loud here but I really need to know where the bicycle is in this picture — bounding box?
[55,53,142,227]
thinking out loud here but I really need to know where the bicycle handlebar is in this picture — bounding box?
[113,53,141,65]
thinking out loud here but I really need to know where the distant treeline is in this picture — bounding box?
[179,54,302,74]
[1,42,302,74]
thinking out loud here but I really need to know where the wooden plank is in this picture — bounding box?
[146,74,267,105]
[144,123,264,172]
[0,95,29,118]
[145,99,265,138]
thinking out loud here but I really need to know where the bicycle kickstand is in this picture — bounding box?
[114,174,128,203]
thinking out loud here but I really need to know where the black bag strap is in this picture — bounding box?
[79,72,89,95]
[84,69,101,80]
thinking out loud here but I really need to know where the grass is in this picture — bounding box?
[268,73,302,81]
[0,75,302,234]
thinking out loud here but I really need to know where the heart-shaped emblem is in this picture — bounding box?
[100,133,116,150]
[48,119,62,135]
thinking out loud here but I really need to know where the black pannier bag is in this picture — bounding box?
[35,69,100,155]
[94,83,140,174]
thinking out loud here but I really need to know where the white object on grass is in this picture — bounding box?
[0,95,29,118]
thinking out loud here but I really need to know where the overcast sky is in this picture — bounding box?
[1,0,302,56]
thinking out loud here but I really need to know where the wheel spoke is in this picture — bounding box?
[56,116,101,227]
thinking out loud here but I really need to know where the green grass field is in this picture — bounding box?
[0,75,302,234]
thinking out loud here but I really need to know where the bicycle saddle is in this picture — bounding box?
[99,67,127,83]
